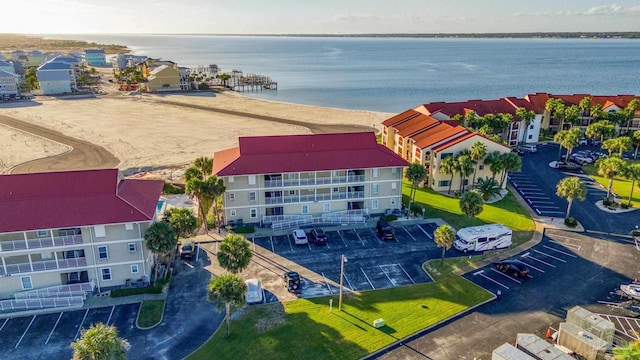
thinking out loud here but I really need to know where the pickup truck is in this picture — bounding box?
[180,240,195,259]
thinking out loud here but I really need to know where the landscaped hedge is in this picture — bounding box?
[234,225,255,234]
[163,182,184,195]
[564,217,578,228]
[379,214,398,222]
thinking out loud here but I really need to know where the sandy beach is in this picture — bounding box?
[0,90,392,175]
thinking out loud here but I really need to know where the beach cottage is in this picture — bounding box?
[84,49,106,66]
[0,60,15,75]
[0,169,163,303]
[144,65,181,92]
[0,70,20,100]
[36,61,76,95]
[213,132,408,230]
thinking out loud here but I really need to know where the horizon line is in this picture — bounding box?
[25,31,640,37]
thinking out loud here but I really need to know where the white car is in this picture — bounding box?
[620,283,640,300]
[520,145,537,153]
[292,229,308,245]
[245,278,264,304]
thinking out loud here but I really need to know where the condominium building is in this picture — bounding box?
[0,169,163,300]
[212,132,409,229]
[84,49,106,67]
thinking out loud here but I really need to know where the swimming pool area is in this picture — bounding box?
[156,199,166,214]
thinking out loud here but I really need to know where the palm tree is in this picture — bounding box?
[564,105,581,127]
[194,157,213,180]
[459,191,484,219]
[545,98,566,130]
[71,322,129,360]
[457,154,474,194]
[624,99,639,133]
[590,103,605,122]
[484,151,504,180]
[439,156,458,195]
[615,136,633,156]
[208,273,247,336]
[515,107,536,144]
[469,141,487,187]
[499,152,522,188]
[163,208,198,240]
[217,234,252,274]
[433,225,455,266]
[596,156,627,200]
[586,120,616,143]
[555,177,587,218]
[560,128,581,161]
[632,130,640,159]
[476,177,501,201]
[554,130,568,160]
[406,163,427,206]
[578,96,592,125]
[623,163,640,207]
[612,338,640,359]
[144,221,177,282]
[183,166,203,182]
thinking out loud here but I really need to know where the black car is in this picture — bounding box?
[494,260,528,277]
[556,161,582,171]
[511,148,525,156]
[310,228,328,245]
[284,271,302,293]
[180,241,195,259]
[376,220,395,241]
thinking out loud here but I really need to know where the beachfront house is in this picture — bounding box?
[84,49,106,66]
[213,132,408,230]
[144,65,181,92]
[113,53,148,70]
[36,60,76,95]
[381,110,511,193]
[0,60,15,75]
[0,169,163,304]
[10,50,27,64]
[0,70,20,100]
[26,50,46,68]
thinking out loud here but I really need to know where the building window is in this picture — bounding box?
[94,225,106,238]
[250,208,257,218]
[440,152,453,159]
[391,182,397,190]
[249,191,256,202]
[125,223,134,230]
[128,243,136,252]
[131,265,139,274]
[41,252,53,259]
[101,268,112,281]
[229,193,235,201]
[530,124,534,129]
[372,168,379,178]
[323,203,331,213]
[438,180,451,187]
[21,276,33,290]
[37,230,48,237]
[333,187,339,192]
[392,167,398,174]
[463,180,469,186]
[228,176,234,183]
[289,190,295,195]
[301,204,309,214]
[372,199,379,210]
[528,134,533,139]
[372,183,379,194]
[230,209,237,217]
[248,175,256,185]
[98,246,108,259]
[390,198,397,206]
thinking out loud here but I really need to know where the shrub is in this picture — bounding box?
[380,214,398,222]
[602,197,613,206]
[409,203,424,217]
[162,182,184,195]
[207,213,217,229]
[197,82,210,90]
[564,217,578,228]
[632,230,640,237]
[621,203,631,209]
[234,225,255,234]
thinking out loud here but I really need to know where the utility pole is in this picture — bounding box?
[339,254,347,311]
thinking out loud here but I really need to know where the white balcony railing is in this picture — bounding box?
[264,191,364,204]
[0,235,83,252]
[264,175,365,188]
[2,257,87,275]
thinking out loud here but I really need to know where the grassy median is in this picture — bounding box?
[137,300,165,328]
[583,160,640,208]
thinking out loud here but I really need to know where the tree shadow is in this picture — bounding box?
[0,100,42,108]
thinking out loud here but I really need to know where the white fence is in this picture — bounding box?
[14,282,93,300]
[0,296,84,312]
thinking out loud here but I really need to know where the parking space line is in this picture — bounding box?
[325,240,330,249]
[252,238,256,252]
[354,230,365,246]
[46,312,64,344]
[106,305,115,325]
[478,273,509,289]
[74,308,90,340]
[269,236,275,253]
[343,273,355,291]
[379,265,396,286]
[417,224,433,239]
[397,264,415,284]
[337,231,348,248]
[489,268,522,284]
[522,253,556,268]
[402,226,416,241]
[321,272,333,294]
[543,245,577,258]
[360,267,375,289]
[534,249,567,262]
[535,205,560,209]
[0,318,8,332]
[550,240,581,251]
[516,259,545,273]
[525,196,551,199]
[307,241,312,251]
[15,315,36,348]
[529,201,556,204]
[538,210,565,215]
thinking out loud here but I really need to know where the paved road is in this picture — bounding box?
[0,115,120,174]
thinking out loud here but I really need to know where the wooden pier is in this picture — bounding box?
[228,69,278,92]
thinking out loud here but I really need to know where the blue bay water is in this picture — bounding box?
[49,34,640,113]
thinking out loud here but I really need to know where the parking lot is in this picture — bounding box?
[229,221,441,302]
[0,303,139,360]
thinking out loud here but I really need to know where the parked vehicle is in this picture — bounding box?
[292,229,308,245]
[569,155,590,165]
[494,260,529,277]
[556,161,582,171]
[284,271,302,293]
[578,138,589,146]
[310,228,328,245]
[244,278,264,304]
[376,220,395,241]
[520,145,537,153]
[453,224,513,253]
[620,283,640,300]
[511,148,525,156]
[180,240,195,259]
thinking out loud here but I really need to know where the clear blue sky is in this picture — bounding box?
[2,0,640,34]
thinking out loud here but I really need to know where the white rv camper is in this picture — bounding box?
[453,224,513,253]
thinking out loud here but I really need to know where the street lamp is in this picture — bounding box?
[339,254,348,311]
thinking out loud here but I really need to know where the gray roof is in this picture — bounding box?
[49,55,81,64]
[85,49,105,54]
[0,70,18,78]
[0,60,13,67]
[38,62,72,71]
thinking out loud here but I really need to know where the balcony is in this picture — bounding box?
[264,175,365,188]
[264,191,364,204]
[0,235,83,253]
[1,257,87,276]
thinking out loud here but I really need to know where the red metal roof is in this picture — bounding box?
[0,169,163,233]
[212,132,409,176]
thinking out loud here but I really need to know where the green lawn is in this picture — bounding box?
[583,160,640,207]
[187,271,492,360]
[403,180,535,232]
[137,300,165,328]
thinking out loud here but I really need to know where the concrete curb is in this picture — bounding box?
[135,299,166,330]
